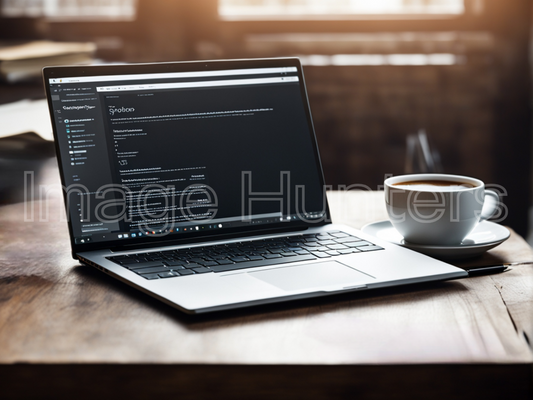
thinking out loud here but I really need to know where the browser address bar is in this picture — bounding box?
[96,76,299,92]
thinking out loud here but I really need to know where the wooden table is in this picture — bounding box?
[1,161,532,399]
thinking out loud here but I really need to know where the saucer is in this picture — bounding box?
[361,220,510,260]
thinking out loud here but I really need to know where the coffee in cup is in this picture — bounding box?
[384,174,499,246]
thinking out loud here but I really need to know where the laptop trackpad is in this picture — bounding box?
[248,261,371,291]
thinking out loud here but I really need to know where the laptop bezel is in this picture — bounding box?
[43,57,331,257]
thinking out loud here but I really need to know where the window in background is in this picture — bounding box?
[1,0,137,20]
[219,0,465,20]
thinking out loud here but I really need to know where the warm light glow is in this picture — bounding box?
[298,53,462,66]
[220,0,465,19]
[1,0,137,20]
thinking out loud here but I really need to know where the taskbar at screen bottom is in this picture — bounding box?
[74,211,326,245]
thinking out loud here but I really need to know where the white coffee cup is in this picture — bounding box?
[384,173,499,246]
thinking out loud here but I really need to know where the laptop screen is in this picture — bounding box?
[44,58,328,252]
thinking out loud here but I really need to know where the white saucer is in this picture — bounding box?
[361,220,510,260]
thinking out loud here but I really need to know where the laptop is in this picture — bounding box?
[43,57,467,314]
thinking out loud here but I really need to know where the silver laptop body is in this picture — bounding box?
[43,58,467,314]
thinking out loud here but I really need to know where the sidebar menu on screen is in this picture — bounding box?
[49,82,121,243]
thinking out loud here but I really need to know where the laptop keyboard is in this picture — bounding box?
[107,230,384,280]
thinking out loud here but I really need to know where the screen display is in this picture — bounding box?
[45,61,328,249]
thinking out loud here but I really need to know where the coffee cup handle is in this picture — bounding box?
[480,189,500,221]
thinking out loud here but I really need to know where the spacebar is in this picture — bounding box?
[210,254,316,273]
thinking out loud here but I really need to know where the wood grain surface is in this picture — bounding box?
[0,167,531,399]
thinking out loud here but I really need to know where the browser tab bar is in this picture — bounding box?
[50,66,298,85]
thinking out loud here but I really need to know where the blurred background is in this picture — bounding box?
[0,0,531,238]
